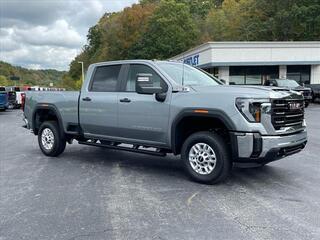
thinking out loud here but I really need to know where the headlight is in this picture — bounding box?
[235,98,270,123]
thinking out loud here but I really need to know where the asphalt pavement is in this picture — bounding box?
[1,105,320,240]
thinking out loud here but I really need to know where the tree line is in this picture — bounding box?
[0,61,65,87]
[65,0,320,89]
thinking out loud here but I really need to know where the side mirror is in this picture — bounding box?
[136,73,163,94]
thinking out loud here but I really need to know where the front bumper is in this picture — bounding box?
[231,129,307,164]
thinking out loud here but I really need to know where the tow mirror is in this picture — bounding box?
[136,73,163,94]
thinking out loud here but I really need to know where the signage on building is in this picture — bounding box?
[182,54,199,66]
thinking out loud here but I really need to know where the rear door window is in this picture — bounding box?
[90,65,121,92]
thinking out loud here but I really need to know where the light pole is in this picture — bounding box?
[78,61,84,83]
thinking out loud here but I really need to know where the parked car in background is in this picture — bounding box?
[306,84,320,103]
[7,90,17,109]
[0,87,9,111]
[264,79,312,107]
[22,60,308,184]
[5,86,24,109]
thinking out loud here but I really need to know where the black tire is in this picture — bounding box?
[38,121,66,157]
[305,102,309,108]
[181,131,231,184]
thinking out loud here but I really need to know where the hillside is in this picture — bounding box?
[0,61,66,87]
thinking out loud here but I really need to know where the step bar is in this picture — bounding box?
[78,140,167,157]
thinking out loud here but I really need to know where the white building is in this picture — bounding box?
[169,41,320,85]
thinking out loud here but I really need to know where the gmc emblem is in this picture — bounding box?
[288,102,301,110]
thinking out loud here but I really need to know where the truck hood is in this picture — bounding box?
[190,85,302,99]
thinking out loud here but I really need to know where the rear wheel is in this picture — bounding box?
[181,131,231,184]
[38,121,66,157]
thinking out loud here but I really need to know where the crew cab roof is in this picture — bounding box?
[89,59,159,68]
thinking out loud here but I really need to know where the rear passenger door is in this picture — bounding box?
[80,64,122,138]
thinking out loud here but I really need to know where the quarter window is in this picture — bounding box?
[90,65,121,92]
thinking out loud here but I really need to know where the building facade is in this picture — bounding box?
[169,42,320,85]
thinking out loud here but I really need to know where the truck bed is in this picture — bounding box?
[24,91,80,132]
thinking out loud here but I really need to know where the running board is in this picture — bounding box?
[78,141,167,157]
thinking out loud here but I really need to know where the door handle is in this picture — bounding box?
[120,98,131,103]
[82,97,91,101]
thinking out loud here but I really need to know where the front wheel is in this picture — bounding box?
[181,131,231,184]
[38,121,66,157]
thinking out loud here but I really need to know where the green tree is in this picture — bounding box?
[130,0,199,59]
[104,3,156,60]
[178,0,223,18]
[252,0,320,40]
[204,0,255,41]
[0,75,10,86]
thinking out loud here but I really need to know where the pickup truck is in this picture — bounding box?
[306,84,320,103]
[0,87,8,111]
[22,60,308,184]
[6,86,24,109]
[264,79,312,107]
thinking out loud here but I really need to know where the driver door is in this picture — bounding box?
[117,64,171,146]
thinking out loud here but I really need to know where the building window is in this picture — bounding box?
[204,67,219,77]
[229,66,278,85]
[287,65,311,85]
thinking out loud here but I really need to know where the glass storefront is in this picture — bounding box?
[204,65,312,86]
[287,65,311,85]
[229,66,279,85]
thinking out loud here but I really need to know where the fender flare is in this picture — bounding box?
[170,108,236,154]
[32,103,64,135]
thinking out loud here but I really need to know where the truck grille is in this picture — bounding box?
[271,99,304,130]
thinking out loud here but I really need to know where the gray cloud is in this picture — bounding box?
[0,0,139,70]
[1,0,66,26]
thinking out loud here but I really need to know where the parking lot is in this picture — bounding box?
[0,106,320,240]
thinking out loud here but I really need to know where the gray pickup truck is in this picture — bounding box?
[23,60,308,184]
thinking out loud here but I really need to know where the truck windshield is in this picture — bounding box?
[276,79,300,87]
[157,62,220,86]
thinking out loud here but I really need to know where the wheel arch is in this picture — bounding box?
[32,104,64,136]
[171,109,236,155]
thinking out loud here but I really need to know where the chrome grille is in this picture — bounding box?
[271,99,304,130]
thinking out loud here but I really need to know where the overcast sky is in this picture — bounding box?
[0,0,138,71]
